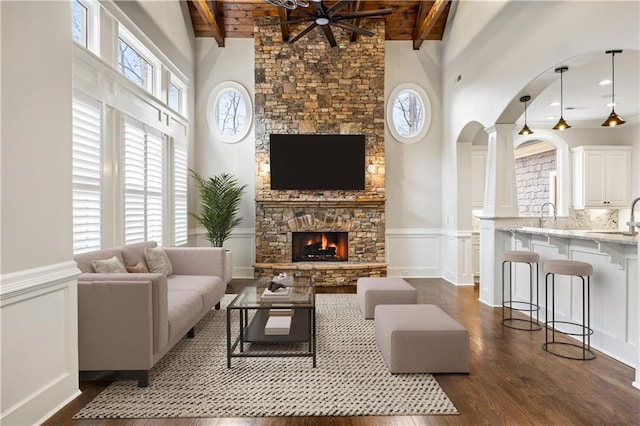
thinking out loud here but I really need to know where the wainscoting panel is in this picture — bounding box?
[386,229,441,278]
[440,230,474,286]
[192,227,255,279]
[0,262,80,426]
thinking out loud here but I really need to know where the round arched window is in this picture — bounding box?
[387,83,431,144]
[207,81,252,143]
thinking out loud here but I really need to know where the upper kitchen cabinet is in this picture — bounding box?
[571,145,632,209]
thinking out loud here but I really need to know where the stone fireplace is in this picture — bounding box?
[253,17,387,286]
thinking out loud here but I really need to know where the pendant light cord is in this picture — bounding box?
[611,51,616,107]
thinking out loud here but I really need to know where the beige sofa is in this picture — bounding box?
[73,241,230,386]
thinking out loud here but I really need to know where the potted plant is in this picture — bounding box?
[190,170,247,247]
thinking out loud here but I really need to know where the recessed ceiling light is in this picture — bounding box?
[549,101,560,107]
[599,79,612,86]
[545,115,557,120]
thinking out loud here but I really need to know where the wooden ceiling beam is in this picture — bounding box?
[349,1,363,43]
[413,0,448,50]
[193,0,225,46]
[278,7,290,42]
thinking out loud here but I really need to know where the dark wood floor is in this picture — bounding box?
[44,278,640,425]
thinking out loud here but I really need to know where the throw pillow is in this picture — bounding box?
[126,261,149,273]
[92,256,127,273]
[144,247,173,276]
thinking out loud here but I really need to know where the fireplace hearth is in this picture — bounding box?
[292,232,348,262]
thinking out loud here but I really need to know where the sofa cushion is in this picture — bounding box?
[118,241,157,269]
[126,262,149,273]
[74,248,125,273]
[168,275,225,313]
[167,290,203,342]
[92,256,127,273]
[145,247,173,276]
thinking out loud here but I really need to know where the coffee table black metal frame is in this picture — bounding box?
[226,280,316,368]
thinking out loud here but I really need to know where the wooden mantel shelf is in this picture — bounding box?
[255,198,386,208]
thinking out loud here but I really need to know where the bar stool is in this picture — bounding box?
[501,250,541,331]
[542,259,596,360]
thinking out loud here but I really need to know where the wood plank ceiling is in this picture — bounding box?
[187,0,453,50]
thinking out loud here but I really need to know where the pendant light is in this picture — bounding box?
[518,95,534,135]
[552,66,571,131]
[601,49,625,127]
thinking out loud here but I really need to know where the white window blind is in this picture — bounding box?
[174,139,188,246]
[123,116,164,245]
[146,131,164,244]
[72,95,102,254]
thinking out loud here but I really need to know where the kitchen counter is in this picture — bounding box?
[498,226,638,246]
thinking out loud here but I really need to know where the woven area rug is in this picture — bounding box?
[74,294,459,418]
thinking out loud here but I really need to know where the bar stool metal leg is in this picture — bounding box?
[541,260,595,361]
[501,251,541,331]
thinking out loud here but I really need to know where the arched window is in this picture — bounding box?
[387,83,431,144]
[207,81,253,143]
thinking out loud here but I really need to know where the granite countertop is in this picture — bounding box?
[498,226,638,246]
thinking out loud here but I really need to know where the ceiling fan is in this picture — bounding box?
[263,0,392,47]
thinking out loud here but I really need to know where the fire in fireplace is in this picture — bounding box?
[292,232,348,262]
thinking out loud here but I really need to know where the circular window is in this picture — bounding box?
[207,81,252,143]
[387,83,431,144]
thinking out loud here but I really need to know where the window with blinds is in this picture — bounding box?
[72,95,102,254]
[174,139,188,246]
[123,116,164,245]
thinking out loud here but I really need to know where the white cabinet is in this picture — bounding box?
[471,147,487,208]
[571,146,632,209]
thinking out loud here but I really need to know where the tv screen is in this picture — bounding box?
[270,134,366,190]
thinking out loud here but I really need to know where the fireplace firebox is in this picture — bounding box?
[292,232,348,262]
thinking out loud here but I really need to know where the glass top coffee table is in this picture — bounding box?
[226,277,316,368]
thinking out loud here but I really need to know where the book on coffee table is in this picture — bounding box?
[261,286,291,301]
[264,315,291,335]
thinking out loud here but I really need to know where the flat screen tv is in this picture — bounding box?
[269,134,365,190]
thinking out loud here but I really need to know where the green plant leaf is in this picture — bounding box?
[190,169,247,247]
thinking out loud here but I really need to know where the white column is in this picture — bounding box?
[482,124,519,217]
[479,124,519,306]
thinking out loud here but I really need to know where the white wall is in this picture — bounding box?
[193,38,256,278]
[384,41,445,278]
[1,2,80,425]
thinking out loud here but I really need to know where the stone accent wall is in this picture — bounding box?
[516,150,556,216]
[253,17,387,285]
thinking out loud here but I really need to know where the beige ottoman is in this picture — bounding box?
[375,304,470,374]
[356,277,417,319]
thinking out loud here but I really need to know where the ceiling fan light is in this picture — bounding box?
[553,116,571,131]
[601,110,626,127]
[316,17,329,25]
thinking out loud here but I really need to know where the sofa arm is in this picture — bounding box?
[164,247,231,283]
[77,273,169,370]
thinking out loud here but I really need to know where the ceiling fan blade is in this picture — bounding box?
[257,17,314,26]
[332,9,392,20]
[331,21,374,38]
[326,0,351,16]
[289,22,318,43]
[321,24,337,47]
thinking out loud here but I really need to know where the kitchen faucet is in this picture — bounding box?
[627,197,640,236]
[540,202,557,223]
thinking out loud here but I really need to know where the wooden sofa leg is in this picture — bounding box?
[187,327,195,338]
[215,301,221,310]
